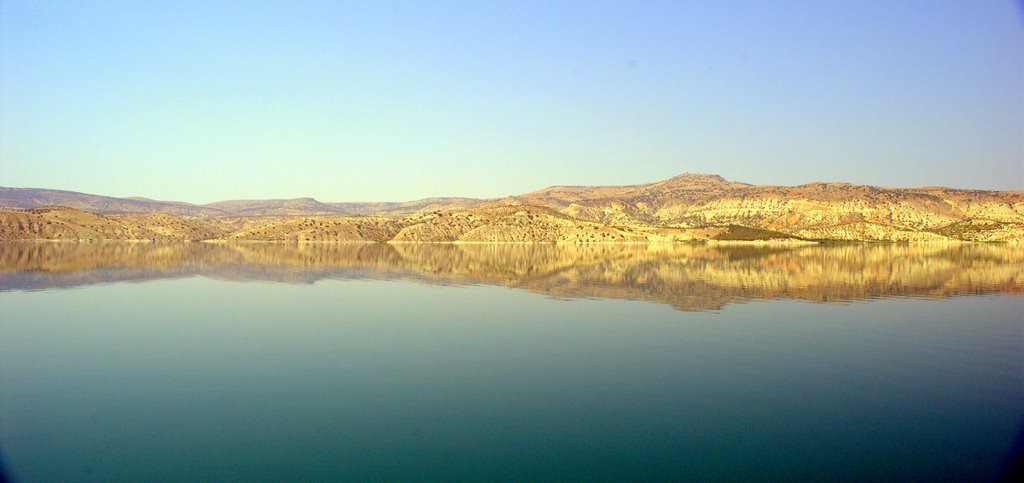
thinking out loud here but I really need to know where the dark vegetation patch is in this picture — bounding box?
[712,225,799,241]
[930,219,1007,239]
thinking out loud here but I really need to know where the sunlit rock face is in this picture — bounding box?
[515,175,1024,241]
[2,242,1021,312]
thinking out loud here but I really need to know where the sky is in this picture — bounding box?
[0,0,1021,203]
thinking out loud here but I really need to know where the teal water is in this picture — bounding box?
[1,243,1022,480]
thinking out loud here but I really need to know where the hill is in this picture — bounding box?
[1,173,1022,242]
[0,187,224,216]
[0,187,490,217]
[510,174,1024,242]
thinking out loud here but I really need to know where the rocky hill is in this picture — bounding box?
[510,174,1024,241]
[0,187,489,217]
[1,174,1022,242]
[0,187,224,216]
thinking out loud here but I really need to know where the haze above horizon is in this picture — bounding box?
[1,0,1021,203]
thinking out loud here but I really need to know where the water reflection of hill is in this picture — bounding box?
[1,242,1021,311]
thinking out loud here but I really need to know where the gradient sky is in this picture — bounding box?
[1,0,1021,203]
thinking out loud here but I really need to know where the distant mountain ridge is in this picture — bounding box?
[0,186,490,217]
[1,173,1022,242]
[0,187,224,216]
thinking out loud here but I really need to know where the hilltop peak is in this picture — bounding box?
[656,173,749,189]
[667,173,727,182]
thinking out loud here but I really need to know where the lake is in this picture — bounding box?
[1,242,1022,481]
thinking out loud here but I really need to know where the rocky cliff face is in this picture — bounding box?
[2,174,1022,242]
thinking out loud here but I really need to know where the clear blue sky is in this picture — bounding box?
[1,0,1021,202]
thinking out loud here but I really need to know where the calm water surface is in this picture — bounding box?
[1,242,1022,480]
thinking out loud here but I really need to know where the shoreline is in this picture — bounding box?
[0,238,1018,245]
